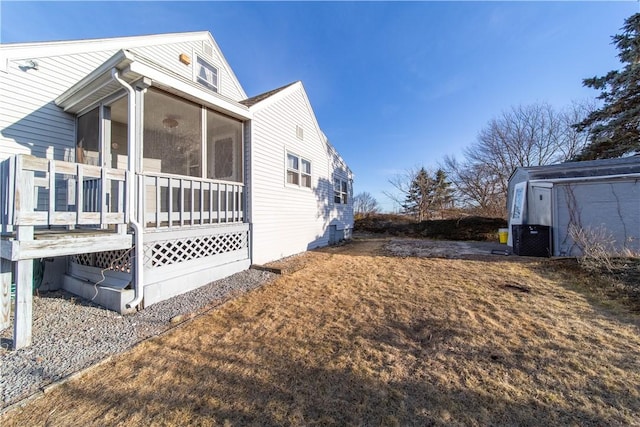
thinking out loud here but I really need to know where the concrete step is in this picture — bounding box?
[63,275,136,314]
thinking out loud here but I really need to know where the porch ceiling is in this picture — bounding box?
[54,50,136,114]
[55,49,251,120]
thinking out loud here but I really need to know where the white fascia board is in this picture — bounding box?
[55,50,135,110]
[529,173,640,185]
[0,32,212,61]
[0,55,8,73]
[203,33,247,100]
[127,61,251,120]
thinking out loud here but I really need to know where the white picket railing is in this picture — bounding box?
[0,155,245,234]
[143,172,244,230]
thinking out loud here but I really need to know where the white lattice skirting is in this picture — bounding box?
[70,228,248,272]
[70,249,132,272]
[66,224,250,310]
[143,230,248,268]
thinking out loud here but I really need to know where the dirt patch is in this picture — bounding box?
[384,237,510,259]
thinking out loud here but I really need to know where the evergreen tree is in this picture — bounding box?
[574,13,640,159]
[432,169,454,218]
[402,167,431,221]
[401,168,454,221]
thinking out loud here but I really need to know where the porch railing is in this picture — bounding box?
[0,155,244,234]
[0,155,128,233]
[143,173,244,230]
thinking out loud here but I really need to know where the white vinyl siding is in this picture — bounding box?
[0,50,118,161]
[0,35,247,163]
[130,40,244,100]
[249,83,353,264]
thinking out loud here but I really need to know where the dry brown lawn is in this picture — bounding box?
[3,237,640,426]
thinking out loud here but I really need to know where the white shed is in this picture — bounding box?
[507,157,640,257]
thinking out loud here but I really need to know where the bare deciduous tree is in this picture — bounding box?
[443,101,594,217]
[443,157,505,217]
[353,192,380,217]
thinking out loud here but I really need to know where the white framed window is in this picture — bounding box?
[287,152,312,188]
[195,56,218,92]
[334,178,348,204]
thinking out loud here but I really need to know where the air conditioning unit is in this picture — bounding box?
[512,225,552,257]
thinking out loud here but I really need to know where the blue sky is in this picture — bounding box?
[1,1,637,211]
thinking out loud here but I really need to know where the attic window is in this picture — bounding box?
[296,125,304,140]
[196,57,218,93]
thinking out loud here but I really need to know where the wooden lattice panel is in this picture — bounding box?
[144,231,247,268]
[95,249,132,272]
[70,249,131,272]
[71,253,95,266]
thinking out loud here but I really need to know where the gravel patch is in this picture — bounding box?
[0,268,276,409]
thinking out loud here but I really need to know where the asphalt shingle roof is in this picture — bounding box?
[521,156,640,180]
[239,81,298,107]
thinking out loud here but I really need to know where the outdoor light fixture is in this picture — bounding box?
[162,117,179,129]
[21,59,39,70]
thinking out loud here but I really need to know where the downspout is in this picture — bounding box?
[111,69,144,310]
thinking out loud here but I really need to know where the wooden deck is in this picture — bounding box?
[1,155,131,349]
[1,229,133,261]
[0,154,246,349]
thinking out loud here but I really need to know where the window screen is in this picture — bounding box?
[77,108,100,165]
[143,88,202,177]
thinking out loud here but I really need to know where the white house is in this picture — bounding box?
[0,32,353,348]
[507,157,640,257]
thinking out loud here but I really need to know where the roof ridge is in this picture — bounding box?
[239,81,299,107]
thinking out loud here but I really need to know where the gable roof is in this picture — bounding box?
[55,49,251,120]
[0,31,246,99]
[242,81,351,176]
[513,156,640,182]
[239,82,298,107]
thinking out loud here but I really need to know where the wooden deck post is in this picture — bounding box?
[0,258,10,331]
[13,256,32,349]
[14,168,34,349]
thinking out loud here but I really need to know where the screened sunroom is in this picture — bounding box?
[53,49,253,312]
[1,47,255,349]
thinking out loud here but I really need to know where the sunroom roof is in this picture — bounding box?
[55,49,251,120]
